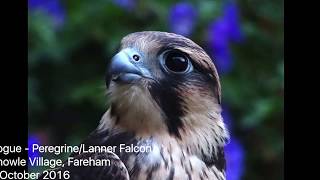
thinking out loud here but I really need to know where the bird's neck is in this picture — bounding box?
[98,108,229,159]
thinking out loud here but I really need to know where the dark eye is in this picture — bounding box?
[163,51,191,73]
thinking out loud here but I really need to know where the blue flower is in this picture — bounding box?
[225,138,245,180]
[221,104,245,180]
[223,2,244,42]
[28,134,41,165]
[28,0,66,27]
[208,1,243,74]
[169,2,198,37]
[113,0,136,10]
[208,19,233,74]
[222,104,233,130]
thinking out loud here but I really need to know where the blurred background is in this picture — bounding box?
[28,0,283,179]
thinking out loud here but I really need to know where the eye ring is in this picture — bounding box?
[160,50,192,74]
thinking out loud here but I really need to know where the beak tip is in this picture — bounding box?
[107,50,143,84]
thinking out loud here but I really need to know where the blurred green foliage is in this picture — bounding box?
[28,0,283,179]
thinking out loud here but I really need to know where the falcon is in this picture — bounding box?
[38,31,229,180]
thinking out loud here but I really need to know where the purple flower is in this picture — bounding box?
[207,1,243,74]
[28,134,41,165]
[222,104,233,130]
[169,2,198,37]
[223,2,244,42]
[113,0,136,10]
[222,103,245,180]
[225,138,245,180]
[208,19,233,74]
[28,0,66,27]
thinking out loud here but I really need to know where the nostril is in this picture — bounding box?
[133,54,140,61]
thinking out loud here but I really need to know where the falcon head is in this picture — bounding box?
[104,31,228,152]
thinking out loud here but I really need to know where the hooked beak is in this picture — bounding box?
[106,48,152,86]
